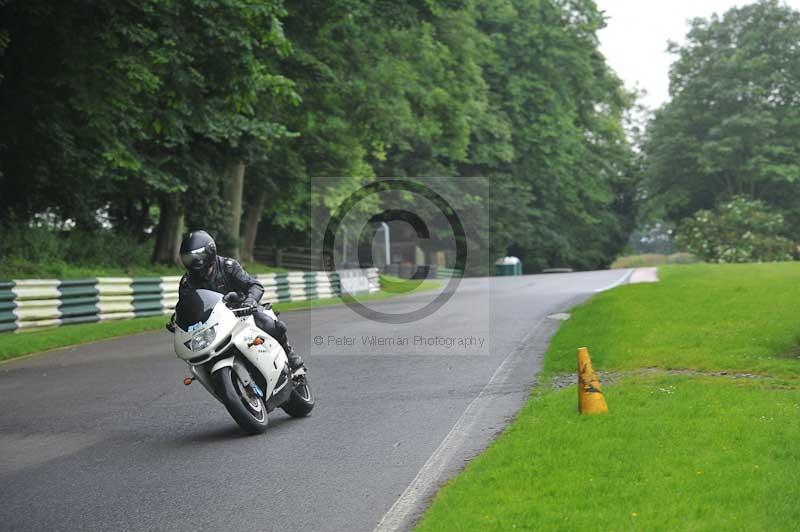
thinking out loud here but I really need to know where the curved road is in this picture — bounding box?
[0,270,629,532]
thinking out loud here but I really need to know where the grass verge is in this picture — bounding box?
[0,275,441,362]
[610,252,698,269]
[417,263,800,531]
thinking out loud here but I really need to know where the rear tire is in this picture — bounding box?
[213,366,268,434]
[282,376,315,418]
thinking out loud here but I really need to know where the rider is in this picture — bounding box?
[177,230,304,372]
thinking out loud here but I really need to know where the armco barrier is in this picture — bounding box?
[0,268,379,333]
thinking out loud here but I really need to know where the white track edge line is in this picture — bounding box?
[372,320,548,532]
[593,268,634,293]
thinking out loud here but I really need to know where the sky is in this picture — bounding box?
[596,0,800,110]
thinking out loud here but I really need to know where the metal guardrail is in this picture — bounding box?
[0,268,380,333]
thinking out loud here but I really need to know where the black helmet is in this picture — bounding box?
[180,230,217,277]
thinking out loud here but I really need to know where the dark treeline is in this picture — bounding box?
[643,0,800,262]
[0,0,636,272]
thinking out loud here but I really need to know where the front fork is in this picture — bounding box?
[183,358,254,403]
[186,356,280,403]
[187,364,220,401]
[210,356,263,400]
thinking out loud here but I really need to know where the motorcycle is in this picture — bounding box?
[167,288,314,434]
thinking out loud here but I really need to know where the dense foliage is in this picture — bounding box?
[0,0,636,272]
[675,197,794,263]
[644,0,800,251]
[0,225,155,278]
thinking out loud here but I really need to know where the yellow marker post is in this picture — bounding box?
[578,347,608,414]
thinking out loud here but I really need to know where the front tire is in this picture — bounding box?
[213,366,268,434]
[282,375,315,418]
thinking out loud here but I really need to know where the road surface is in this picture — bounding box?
[0,270,629,532]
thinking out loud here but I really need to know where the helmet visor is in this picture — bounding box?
[181,247,210,272]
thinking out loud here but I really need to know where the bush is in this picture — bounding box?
[0,226,286,279]
[0,225,158,278]
[676,197,794,263]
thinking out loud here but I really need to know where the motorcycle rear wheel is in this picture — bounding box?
[213,366,269,434]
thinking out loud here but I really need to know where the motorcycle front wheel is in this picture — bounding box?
[281,375,315,418]
[213,366,269,434]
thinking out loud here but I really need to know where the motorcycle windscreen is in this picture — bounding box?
[175,288,223,331]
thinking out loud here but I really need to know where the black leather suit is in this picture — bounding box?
[178,256,302,369]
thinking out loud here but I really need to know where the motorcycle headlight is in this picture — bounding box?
[190,326,217,351]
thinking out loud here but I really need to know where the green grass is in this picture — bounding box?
[418,375,800,531]
[0,277,441,362]
[418,262,800,531]
[545,263,800,378]
[0,315,169,362]
[274,275,440,312]
[610,252,698,269]
[379,274,439,294]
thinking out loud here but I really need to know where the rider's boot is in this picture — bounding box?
[282,337,304,372]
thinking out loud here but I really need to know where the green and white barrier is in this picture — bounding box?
[258,271,340,303]
[0,276,181,332]
[435,267,463,279]
[0,268,379,333]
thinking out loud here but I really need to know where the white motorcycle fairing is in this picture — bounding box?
[172,291,288,405]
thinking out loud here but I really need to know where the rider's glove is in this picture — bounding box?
[243,296,258,309]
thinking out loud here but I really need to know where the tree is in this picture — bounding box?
[0,0,637,273]
[244,0,637,271]
[137,0,297,262]
[0,0,296,261]
[644,0,800,237]
[467,0,636,270]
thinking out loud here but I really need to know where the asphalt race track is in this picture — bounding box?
[0,270,630,532]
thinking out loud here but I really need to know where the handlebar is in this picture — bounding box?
[231,306,258,317]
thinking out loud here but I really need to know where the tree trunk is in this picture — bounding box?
[138,197,150,238]
[240,188,267,264]
[223,161,246,259]
[152,193,185,265]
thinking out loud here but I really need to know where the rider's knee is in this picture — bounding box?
[253,309,289,342]
[275,319,288,336]
[253,310,275,333]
